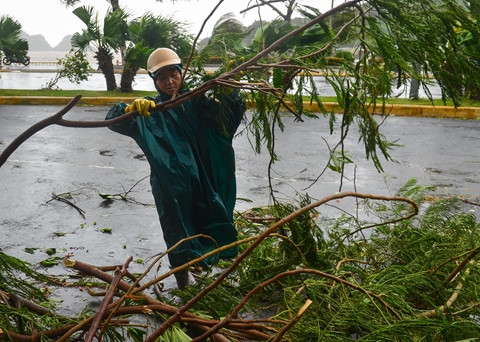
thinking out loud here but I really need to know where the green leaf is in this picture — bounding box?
[98,192,114,200]
[45,248,56,256]
[331,152,341,169]
[127,327,146,342]
[40,257,60,267]
[272,68,283,88]
[327,163,342,173]
[24,247,39,254]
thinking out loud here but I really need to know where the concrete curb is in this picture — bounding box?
[303,102,480,120]
[0,96,137,106]
[1,96,479,120]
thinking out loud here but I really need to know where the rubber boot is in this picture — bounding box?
[174,269,190,290]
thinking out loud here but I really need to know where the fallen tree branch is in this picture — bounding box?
[144,192,416,341]
[190,267,401,341]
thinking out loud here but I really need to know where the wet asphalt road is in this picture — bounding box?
[0,105,479,297]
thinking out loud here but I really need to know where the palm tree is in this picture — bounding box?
[250,19,295,52]
[120,14,192,92]
[0,16,28,61]
[202,13,249,58]
[71,6,129,90]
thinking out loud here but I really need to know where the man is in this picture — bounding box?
[106,48,245,289]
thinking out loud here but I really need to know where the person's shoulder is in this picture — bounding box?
[146,94,161,102]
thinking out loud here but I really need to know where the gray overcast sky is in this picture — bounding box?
[1,0,339,47]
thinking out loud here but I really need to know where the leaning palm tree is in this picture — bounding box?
[0,15,28,61]
[119,14,192,92]
[202,13,250,59]
[71,6,129,91]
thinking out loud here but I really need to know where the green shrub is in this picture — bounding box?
[335,49,355,62]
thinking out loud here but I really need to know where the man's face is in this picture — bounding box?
[155,67,182,95]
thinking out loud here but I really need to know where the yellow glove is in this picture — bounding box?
[125,99,156,117]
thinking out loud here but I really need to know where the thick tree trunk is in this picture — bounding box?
[120,65,140,92]
[95,47,117,91]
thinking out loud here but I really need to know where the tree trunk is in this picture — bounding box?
[468,82,479,100]
[120,65,140,92]
[95,47,117,91]
[409,62,421,100]
[109,0,119,11]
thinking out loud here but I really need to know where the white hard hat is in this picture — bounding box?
[147,48,182,78]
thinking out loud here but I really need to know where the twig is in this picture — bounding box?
[431,245,480,275]
[271,299,313,342]
[97,265,138,283]
[135,234,259,293]
[50,192,86,219]
[300,14,361,60]
[442,250,480,286]
[0,324,82,342]
[303,137,340,191]
[240,0,285,14]
[459,197,480,207]
[336,258,374,270]
[452,301,480,316]
[416,266,472,318]
[340,205,419,243]
[255,62,319,73]
[85,256,132,342]
[175,0,225,99]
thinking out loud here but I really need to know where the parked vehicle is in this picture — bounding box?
[2,55,30,66]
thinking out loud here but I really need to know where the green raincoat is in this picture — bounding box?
[106,89,245,268]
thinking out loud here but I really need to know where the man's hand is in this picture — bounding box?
[125,99,156,117]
